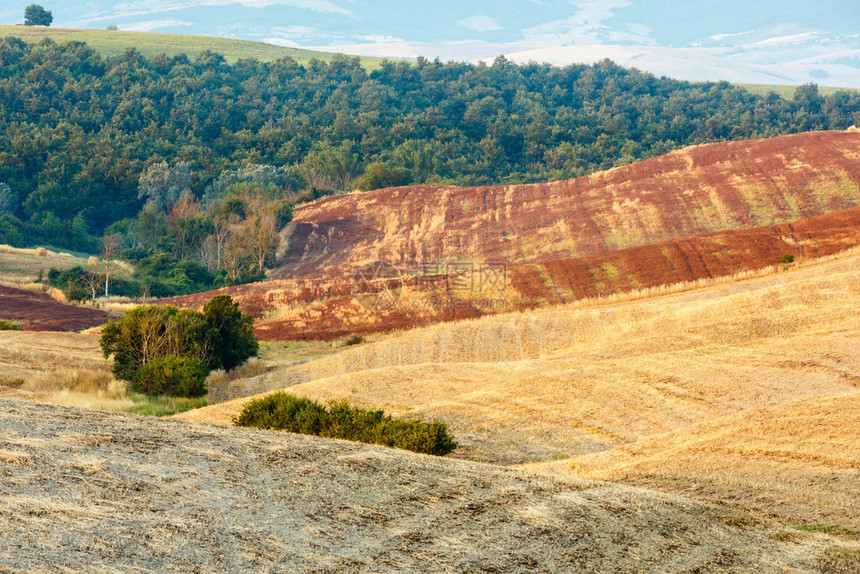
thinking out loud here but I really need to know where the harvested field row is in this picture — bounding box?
[1,399,850,573]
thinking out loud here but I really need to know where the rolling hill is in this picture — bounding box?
[177,245,860,531]
[277,131,860,273]
[0,399,851,573]
[171,130,860,341]
[0,24,386,69]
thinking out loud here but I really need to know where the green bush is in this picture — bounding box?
[777,253,796,264]
[233,392,328,435]
[343,334,365,346]
[0,319,21,331]
[132,355,208,398]
[99,295,258,396]
[233,392,458,456]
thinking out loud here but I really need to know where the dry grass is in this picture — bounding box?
[178,248,860,529]
[525,391,860,530]
[0,331,201,415]
[0,331,108,383]
[1,399,852,573]
[204,357,269,395]
[0,244,89,289]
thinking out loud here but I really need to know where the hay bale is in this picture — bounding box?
[34,247,48,257]
[48,288,68,303]
[87,256,100,266]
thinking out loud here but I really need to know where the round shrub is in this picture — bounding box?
[0,319,21,331]
[132,355,208,398]
[233,392,458,456]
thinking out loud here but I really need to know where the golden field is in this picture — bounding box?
[177,247,860,534]
[3,232,859,570]
[4,399,852,572]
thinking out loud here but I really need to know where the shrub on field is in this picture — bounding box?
[100,295,257,397]
[132,355,208,398]
[233,392,458,456]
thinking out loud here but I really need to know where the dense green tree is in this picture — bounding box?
[355,162,413,191]
[0,38,856,255]
[202,294,258,371]
[100,304,185,381]
[0,183,17,215]
[99,296,255,395]
[0,215,24,245]
[138,161,192,212]
[24,4,52,26]
[132,355,208,398]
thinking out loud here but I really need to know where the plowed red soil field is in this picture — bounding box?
[0,286,111,331]
[169,131,860,341]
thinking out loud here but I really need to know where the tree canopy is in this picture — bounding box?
[99,295,258,396]
[24,5,53,26]
[0,38,857,256]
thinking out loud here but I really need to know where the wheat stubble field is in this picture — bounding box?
[1,399,853,573]
[178,248,860,538]
[3,237,860,571]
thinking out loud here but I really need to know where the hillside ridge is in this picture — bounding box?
[170,130,860,341]
[278,130,860,275]
[0,24,386,68]
[1,398,836,573]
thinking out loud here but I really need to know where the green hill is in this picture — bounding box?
[3,25,856,97]
[0,25,388,69]
[738,83,860,98]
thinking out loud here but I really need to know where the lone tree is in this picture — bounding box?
[24,4,53,26]
[99,295,258,397]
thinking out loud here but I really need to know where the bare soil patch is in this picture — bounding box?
[0,285,111,331]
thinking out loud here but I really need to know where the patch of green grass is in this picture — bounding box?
[0,25,389,70]
[793,524,860,539]
[125,393,208,417]
[737,83,860,99]
[0,319,21,330]
[257,339,345,366]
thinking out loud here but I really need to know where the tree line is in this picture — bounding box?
[0,36,857,266]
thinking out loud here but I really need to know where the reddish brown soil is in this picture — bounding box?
[277,130,860,276]
[0,286,112,331]
[169,131,860,341]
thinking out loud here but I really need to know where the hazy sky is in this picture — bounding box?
[2,1,858,86]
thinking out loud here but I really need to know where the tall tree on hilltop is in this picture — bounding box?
[24,4,52,26]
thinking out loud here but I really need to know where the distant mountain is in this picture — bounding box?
[1,1,857,87]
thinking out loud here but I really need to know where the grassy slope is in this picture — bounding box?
[177,247,860,529]
[0,25,388,69]
[1,398,850,573]
[4,26,857,93]
[738,83,860,98]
